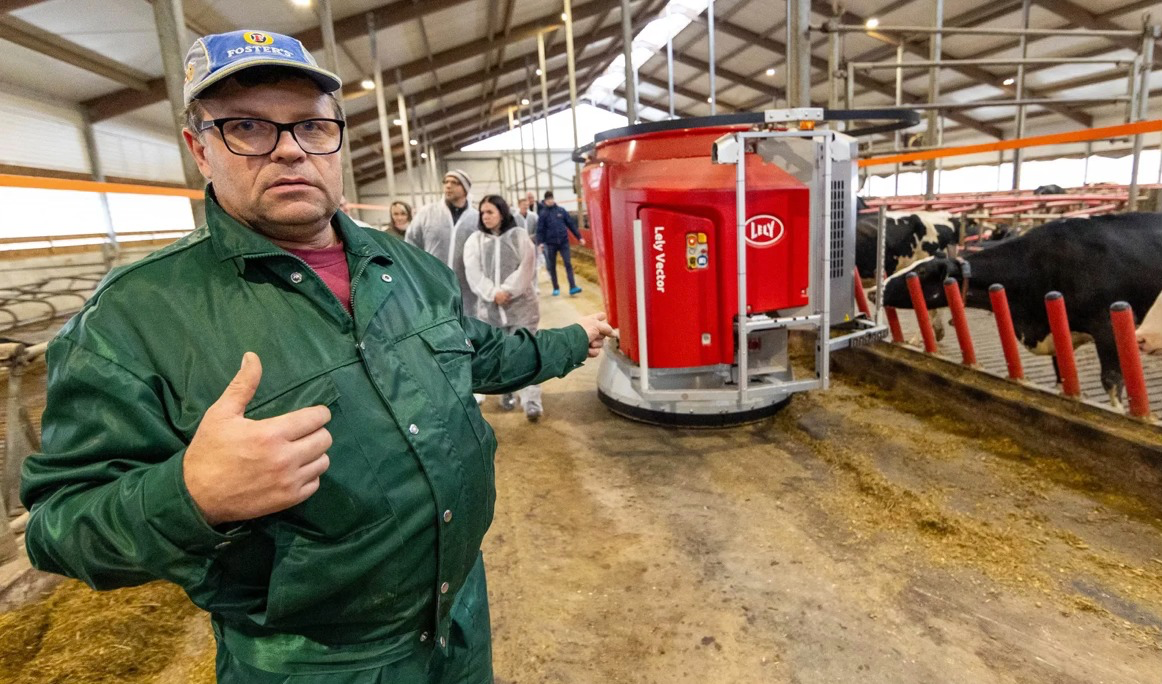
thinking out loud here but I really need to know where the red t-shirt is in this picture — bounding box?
[286,245,352,314]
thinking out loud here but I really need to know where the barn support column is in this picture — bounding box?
[1128,26,1158,211]
[708,0,717,114]
[620,0,637,123]
[152,0,205,225]
[317,0,360,212]
[525,61,542,199]
[537,32,554,194]
[564,0,586,228]
[787,0,810,108]
[395,71,417,209]
[79,109,119,267]
[924,0,943,199]
[367,13,396,203]
[1011,0,1031,190]
[665,4,675,118]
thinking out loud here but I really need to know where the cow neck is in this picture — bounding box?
[961,248,1011,309]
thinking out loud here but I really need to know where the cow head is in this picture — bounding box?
[880,253,966,310]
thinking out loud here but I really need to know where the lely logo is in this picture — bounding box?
[243,32,274,46]
[744,214,785,248]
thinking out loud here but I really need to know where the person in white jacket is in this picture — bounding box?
[405,169,479,315]
[464,194,543,421]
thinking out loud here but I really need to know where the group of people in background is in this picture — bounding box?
[375,168,586,421]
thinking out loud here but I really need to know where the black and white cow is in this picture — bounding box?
[856,211,978,341]
[1033,184,1066,196]
[855,210,977,280]
[1137,291,1162,355]
[881,212,1162,407]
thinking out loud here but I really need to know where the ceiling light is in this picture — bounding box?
[707,97,713,103]
[561,12,568,20]
[1003,77,1015,86]
[393,118,402,126]
[521,97,530,105]
[865,17,879,29]
[420,152,428,159]
[290,0,311,6]
[536,68,543,76]
[361,78,375,90]
[409,139,418,146]
[765,68,776,76]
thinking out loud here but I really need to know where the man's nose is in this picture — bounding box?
[271,129,306,161]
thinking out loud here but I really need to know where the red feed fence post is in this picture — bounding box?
[988,284,1024,380]
[943,277,976,366]
[1109,301,1152,419]
[1044,291,1081,398]
[905,273,939,353]
[885,307,904,343]
[853,267,872,318]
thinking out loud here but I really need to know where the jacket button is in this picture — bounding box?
[443,510,452,523]
[409,424,419,435]
[440,581,449,594]
[439,636,446,648]
[381,273,393,282]
[290,272,303,283]
[465,338,472,348]
[419,632,429,642]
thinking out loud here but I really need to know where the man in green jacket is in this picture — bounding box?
[20,29,611,683]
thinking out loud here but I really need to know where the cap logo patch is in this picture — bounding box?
[243,31,273,46]
[185,62,195,82]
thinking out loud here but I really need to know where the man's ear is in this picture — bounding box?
[183,128,212,180]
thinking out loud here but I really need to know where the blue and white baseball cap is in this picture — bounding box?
[183,30,342,105]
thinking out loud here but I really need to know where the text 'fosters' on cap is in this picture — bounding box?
[183,30,342,105]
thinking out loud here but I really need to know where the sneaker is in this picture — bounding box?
[552,289,560,296]
[500,393,517,411]
[569,286,582,295]
[525,405,542,422]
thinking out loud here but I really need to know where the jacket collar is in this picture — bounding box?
[205,186,392,266]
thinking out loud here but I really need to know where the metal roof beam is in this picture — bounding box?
[82,0,476,122]
[340,0,619,101]
[0,0,48,11]
[1032,0,1159,68]
[813,0,1091,128]
[709,17,1003,138]
[0,14,152,90]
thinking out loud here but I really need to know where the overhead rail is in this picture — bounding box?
[820,13,1160,207]
[859,119,1162,168]
[0,174,202,199]
[819,23,1141,39]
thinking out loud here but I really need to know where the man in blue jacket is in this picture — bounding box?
[536,191,583,296]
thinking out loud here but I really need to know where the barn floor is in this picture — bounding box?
[2,268,1161,683]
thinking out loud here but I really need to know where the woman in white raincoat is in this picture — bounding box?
[464,194,543,421]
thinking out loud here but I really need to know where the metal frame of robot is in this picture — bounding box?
[599,108,891,418]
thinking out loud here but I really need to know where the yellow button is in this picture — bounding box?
[697,233,708,243]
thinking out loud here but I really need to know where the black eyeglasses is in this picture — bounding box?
[197,117,346,156]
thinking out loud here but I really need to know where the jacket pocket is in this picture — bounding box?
[263,515,402,628]
[246,373,397,542]
[417,320,490,444]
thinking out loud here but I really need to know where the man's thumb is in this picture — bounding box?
[214,352,262,416]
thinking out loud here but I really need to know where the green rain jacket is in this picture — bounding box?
[20,191,589,678]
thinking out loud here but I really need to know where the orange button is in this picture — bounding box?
[686,234,697,246]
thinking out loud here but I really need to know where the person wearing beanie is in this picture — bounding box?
[20,28,614,684]
[405,168,480,314]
